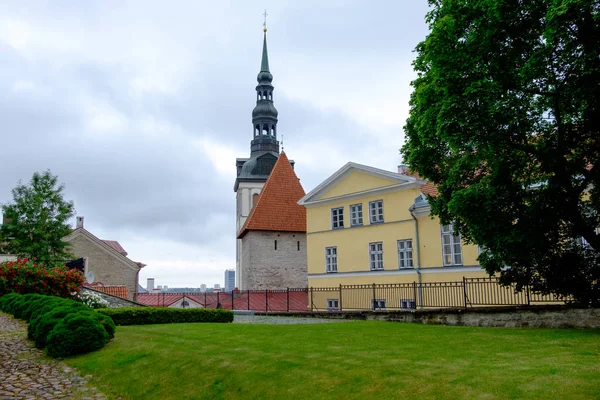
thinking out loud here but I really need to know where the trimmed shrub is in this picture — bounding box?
[0,292,21,312]
[0,258,84,298]
[30,305,86,349]
[98,307,234,326]
[46,312,109,358]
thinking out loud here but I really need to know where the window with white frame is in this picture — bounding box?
[369,242,384,270]
[326,299,339,310]
[369,200,384,224]
[400,299,416,310]
[325,247,338,273]
[441,224,462,266]
[397,239,414,269]
[350,204,363,226]
[331,207,344,229]
[372,299,386,310]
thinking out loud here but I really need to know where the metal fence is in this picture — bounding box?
[138,277,567,312]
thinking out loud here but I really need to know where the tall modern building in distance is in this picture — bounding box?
[224,269,236,292]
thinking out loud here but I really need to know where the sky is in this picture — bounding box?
[0,1,431,288]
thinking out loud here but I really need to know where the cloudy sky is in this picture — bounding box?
[0,1,431,288]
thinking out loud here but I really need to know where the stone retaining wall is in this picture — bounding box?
[81,287,145,308]
[260,305,600,328]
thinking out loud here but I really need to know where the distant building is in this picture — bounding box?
[200,284,207,293]
[213,283,221,292]
[224,269,235,292]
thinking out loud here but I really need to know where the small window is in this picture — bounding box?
[252,193,259,208]
[331,207,344,229]
[441,224,462,266]
[274,240,277,250]
[350,204,363,226]
[400,299,416,310]
[326,299,339,311]
[369,200,384,224]
[372,299,386,310]
[297,241,300,251]
[369,242,384,270]
[397,239,414,269]
[325,247,337,273]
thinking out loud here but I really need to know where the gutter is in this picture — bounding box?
[410,208,424,309]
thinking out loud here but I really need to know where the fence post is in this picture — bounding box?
[310,287,314,311]
[265,290,268,314]
[217,291,220,308]
[205,291,207,308]
[287,287,290,312]
[462,276,468,308]
[413,281,417,308]
[339,284,343,312]
[372,283,376,310]
[247,290,250,311]
[526,285,531,306]
[232,289,235,310]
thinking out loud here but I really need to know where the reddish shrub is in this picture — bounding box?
[0,258,83,298]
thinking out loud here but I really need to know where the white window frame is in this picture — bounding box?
[441,224,462,266]
[350,203,363,226]
[369,200,384,224]
[331,207,344,229]
[372,299,386,310]
[325,247,338,273]
[369,242,384,270]
[397,239,414,269]
[400,299,416,310]
[326,299,339,311]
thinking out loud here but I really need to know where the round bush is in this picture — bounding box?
[46,312,109,358]
[0,293,22,312]
[30,306,85,348]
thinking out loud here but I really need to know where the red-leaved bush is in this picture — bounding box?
[0,258,84,298]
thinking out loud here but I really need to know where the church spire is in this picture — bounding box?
[250,18,279,156]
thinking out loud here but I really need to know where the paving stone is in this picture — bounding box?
[0,312,107,400]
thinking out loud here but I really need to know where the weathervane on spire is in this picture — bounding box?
[263,9,268,32]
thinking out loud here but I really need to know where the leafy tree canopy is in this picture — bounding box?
[402,0,600,303]
[1,170,75,263]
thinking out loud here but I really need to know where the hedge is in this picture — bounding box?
[0,293,115,358]
[97,307,234,325]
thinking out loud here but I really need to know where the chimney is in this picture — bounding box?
[398,165,409,175]
[147,278,155,291]
[76,216,84,229]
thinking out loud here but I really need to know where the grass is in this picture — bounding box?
[65,321,600,400]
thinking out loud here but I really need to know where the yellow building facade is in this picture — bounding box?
[298,163,490,295]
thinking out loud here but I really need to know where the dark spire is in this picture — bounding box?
[250,27,279,156]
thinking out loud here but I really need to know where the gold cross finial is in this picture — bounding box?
[263,9,268,32]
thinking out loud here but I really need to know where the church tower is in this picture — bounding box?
[234,23,289,289]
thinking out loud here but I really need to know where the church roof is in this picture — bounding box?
[238,152,306,238]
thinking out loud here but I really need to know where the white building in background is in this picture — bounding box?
[213,284,221,293]
[224,269,235,292]
[200,284,207,293]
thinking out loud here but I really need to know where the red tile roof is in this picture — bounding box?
[400,170,439,197]
[238,152,306,238]
[102,240,128,256]
[84,283,129,299]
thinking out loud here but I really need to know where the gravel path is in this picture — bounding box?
[0,312,106,400]
[234,314,348,324]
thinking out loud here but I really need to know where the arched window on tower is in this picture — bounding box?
[263,124,269,136]
[252,193,259,209]
[269,92,272,101]
[272,125,276,137]
[255,125,260,137]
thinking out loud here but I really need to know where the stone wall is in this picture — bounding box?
[67,234,139,301]
[263,306,600,329]
[241,231,307,290]
[81,287,144,308]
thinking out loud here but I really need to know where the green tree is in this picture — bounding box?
[402,0,600,303]
[1,170,75,263]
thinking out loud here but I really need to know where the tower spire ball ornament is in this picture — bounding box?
[263,9,268,32]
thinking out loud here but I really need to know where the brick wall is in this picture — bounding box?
[67,234,139,301]
[241,231,307,290]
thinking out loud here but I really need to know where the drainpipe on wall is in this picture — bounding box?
[410,209,424,309]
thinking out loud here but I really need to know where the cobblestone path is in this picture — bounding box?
[0,313,106,400]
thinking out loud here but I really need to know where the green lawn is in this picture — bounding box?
[66,321,600,400]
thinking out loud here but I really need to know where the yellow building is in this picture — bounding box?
[299,162,492,310]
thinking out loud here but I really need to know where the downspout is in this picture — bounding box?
[410,209,424,309]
